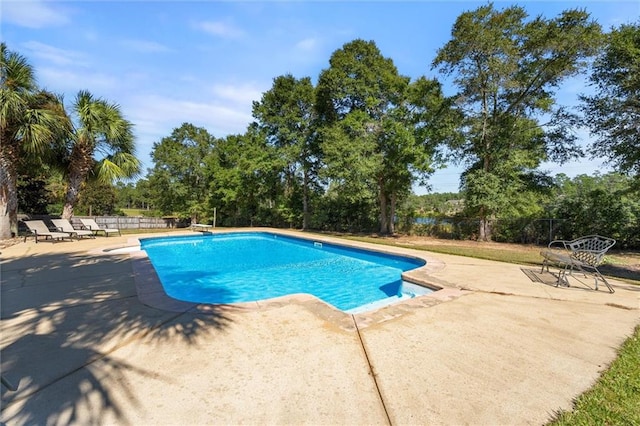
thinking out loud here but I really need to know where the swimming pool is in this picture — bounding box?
[140,232,432,313]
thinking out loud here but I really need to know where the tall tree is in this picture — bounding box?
[252,74,319,229]
[147,123,214,222]
[433,4,602,240]
[62,90,140,219]
[317,109,381,228]
[208,125,282,227]
[76,181,118,216]
[0,43,70,237]
[581,21,640,182]
[134,178,154,211]
[317,39,435,234]
[115,181,136,209]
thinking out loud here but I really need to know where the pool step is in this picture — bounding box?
[345,281,433,314]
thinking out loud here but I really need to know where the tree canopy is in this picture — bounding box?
[147,123,215,222]
[581,20,640,182]
[317,39,444,234]
[0,43,70,237]
[62,90,140,219]
[433,4,603,240]
[252,74,319,229]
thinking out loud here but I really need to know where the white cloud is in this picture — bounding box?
[38,67,119,93]
[21,41,88,67]
[128,94,254,139]
[193,20,245,39]
[1,0,70,29]
[210,82,265,106]
[125,93,255,169]
[295,37,319,52]
[119,39,172,53]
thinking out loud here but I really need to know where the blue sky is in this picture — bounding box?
[2,0,638,194]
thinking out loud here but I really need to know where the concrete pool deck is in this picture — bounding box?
[1,228,638,425]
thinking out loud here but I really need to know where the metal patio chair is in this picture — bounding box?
[540,235,616,293]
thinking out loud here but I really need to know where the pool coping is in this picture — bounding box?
[120,229,469,330]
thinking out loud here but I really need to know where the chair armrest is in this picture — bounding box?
[548,240,570,250]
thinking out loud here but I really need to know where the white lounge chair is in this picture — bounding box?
[540,235,616,293]
[23,220,72,243]
[51,219,95,240]
[79,218,121,237]
[191,223,213,232]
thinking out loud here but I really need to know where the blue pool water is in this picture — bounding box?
[140,232,430,312]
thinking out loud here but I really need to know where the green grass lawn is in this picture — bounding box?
[344,235,544,264]
[547,325,640,425]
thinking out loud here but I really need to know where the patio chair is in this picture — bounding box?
[191,223,213,232]
[51,219,95,240]
[23,220,72,243]
[540,235,616,293]
[79,218,121,237]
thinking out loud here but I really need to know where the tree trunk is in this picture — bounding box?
[388,192,397,235]
[478,210,493,242]
[0,148,19,238]
[478,218,487,241]
[0,188,11,240]
[63,142,94,220]
[379,180,399,235]
[379,184,389,235]
[62,172,85,219]
[302,169,309,230]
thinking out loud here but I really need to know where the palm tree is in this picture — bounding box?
[0,43,71,238]
[62,90,140,219]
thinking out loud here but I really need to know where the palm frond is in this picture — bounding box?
[95,153,141,183]
[0,89,29,131]
[16,110,55,153]
[1,43,36,93]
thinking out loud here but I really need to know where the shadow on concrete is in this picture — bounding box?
[520,267,563,286]
[600,263,640,282]
[1,251,236,425]
[521,267,640,295]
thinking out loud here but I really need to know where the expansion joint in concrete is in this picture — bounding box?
[352,315,392,426]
